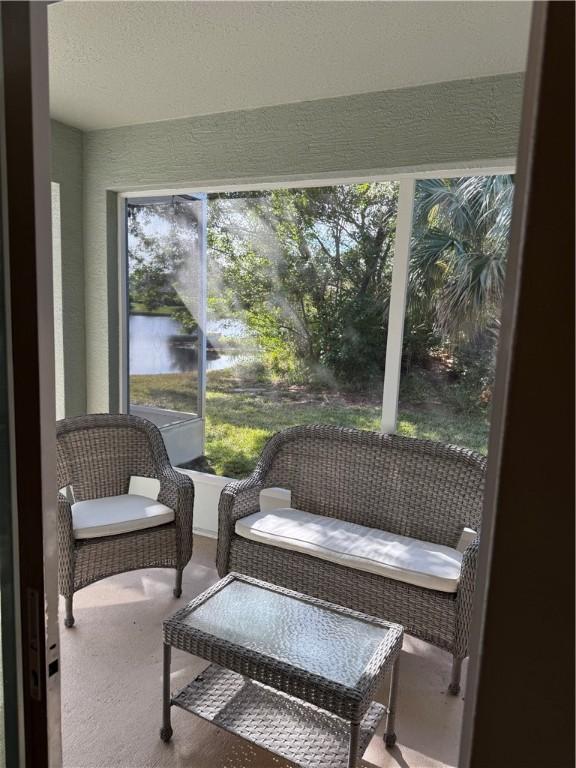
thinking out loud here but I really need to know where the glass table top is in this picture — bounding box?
[179,579,390,688]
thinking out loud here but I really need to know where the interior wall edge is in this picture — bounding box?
[50,119,86,417]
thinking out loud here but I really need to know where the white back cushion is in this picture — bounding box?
[259,487,292,513]
[128,476,161,500]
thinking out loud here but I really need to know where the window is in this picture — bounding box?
[199,183,399,477]
[125,195,206,428]
[122,174,513,477]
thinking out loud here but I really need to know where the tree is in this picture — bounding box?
[405,175,514,378]
[127,200,201,333]
[410,176,513,333]
[127,178,513,392]
[208,183,398,385]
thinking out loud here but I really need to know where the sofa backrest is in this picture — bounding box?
[56,414,168,502]
[259,425,486,548]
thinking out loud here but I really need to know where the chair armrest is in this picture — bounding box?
[459,535,480,594]
[57,492,73,538]
[220,474,265,522]
[454,535,480,659]
[57,493,75,597]
[158,466,194,513]
[158,468,194,567]
[216,473,265,576]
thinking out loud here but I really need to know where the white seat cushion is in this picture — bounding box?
[235,508,463,593]
[72,494,174,539]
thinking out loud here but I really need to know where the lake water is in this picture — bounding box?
[129,314,250,375]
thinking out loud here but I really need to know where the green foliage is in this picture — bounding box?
[128,178,513,417]
[208,184,398,386]
[169,307,198,334]
[406,175,514,386]
[127,200,200,330]
[208,177,512,393]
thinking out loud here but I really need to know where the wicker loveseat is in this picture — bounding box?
[217,425,486,694]
[57,414,194,628]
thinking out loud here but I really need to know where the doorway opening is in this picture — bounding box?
[122,194,207,464]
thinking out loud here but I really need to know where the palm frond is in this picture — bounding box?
[411,174,514,345]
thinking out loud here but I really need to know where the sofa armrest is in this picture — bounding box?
[216,473,265,576]
[454,535,480,659]
[158,467,194,567]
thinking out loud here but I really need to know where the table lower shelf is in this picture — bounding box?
[171,664,387,768]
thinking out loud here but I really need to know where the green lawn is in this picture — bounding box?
[130,366,490,478]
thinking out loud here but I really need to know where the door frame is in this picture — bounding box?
[118,192,208,464]
[1,2,61,766]
[459,2,575,765]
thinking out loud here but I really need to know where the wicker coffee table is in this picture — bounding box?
[161,573,403,767]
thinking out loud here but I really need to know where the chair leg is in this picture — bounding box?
[173,568,183,598]
[64,596,75,628]
[448,656,463,695]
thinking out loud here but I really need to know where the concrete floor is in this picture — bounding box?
[60,537,465,768]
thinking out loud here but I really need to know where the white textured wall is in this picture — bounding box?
[80,74,524,412]
[51,120,85,416]
[176,469,230,537]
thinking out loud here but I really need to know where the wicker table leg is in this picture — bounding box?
[160,643,173,742]
[347,721,360,767]
[384,655,400,748]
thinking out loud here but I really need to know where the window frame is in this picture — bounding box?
[119,192,208,423]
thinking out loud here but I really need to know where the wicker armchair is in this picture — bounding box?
[57,414,194,628]
[217,425,486,695]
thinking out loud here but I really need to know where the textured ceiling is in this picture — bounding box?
[48,1,532,131]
